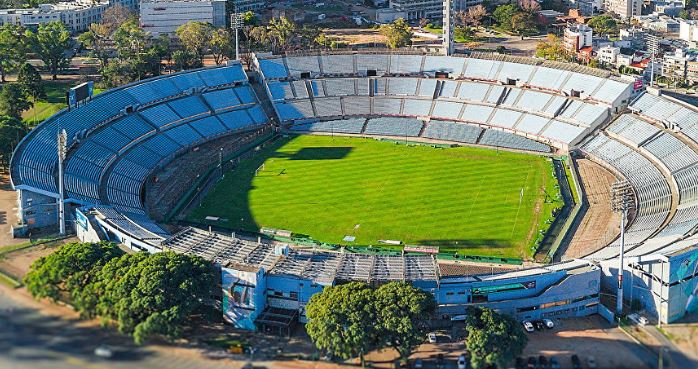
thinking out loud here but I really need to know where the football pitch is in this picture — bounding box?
[188,135,561,259]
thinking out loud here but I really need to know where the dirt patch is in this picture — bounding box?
[562,159,621,259]
[0,238,73,279]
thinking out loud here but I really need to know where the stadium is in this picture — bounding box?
[9,51,698,334]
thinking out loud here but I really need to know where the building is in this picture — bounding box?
[619,27,647,49]
[388,0,481,21]
[0,0,137,32]
[687,58,698,84]
[635,14,680,34]
[140,0,226,36]
[662,48,693,82]
[653,0,684,16]
[604,0,641,19]
[679,19,698,44]
[231,0,266,12]
[564,23,593,53]
[598,45,621,65]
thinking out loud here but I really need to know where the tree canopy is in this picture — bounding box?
[0,83,31,120]
[25,242,217,345]
[306,282,377,364]
[26,21,71,80]
[17,63,45,100]
[380,18,413,49]
[0,24,27,82]
[464,307,528,369]
[176,21,215,65]
[0,115,27,169]
[305,281,436,364]
[588,14,618,37]
[374,282,436,363]
[24,241,124,304]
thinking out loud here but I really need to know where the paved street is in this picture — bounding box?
[0,285,349,369]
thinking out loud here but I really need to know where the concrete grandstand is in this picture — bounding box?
[8,53,698,332]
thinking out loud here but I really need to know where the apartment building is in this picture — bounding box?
[140,0,226,36]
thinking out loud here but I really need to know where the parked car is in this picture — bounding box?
[587,356,598,368]
[427,332,437,343]
[533,320,546,330]
[638,316,649,326]
[522,320,535,332]
[436,353,445,369]
[413,358,423,369]
[550,356,560,369]
[571,354,581,369]
[527,356,537,369]
[543,318,554,329]
[94,345,113,359]
[515,357,525,369]
[458,354,469,369]
[539,355,549,369]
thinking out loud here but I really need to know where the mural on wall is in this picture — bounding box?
[222,267,263,330]
[671,250,698,315]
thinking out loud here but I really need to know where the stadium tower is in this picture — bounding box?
[443,0,455,56]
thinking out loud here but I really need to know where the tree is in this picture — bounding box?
[176,21,214,65]
[172,49,200,71]
[209,28,233,65]
[26,21,71,80]
[466,5,488,28]
[306,282,377,365]
[0,24,28,82]
[17,63,45,101]
[519,0,541,13]
[380,18,413,49]
[464,307,528,369]
[511,12,537,36]
[78,23,113,73]
[536,34,569,61]
[493,5,518,32]
[0,115,26,169]
[374,282,436,364]
[100,4,134,33]
[268,16,296,52]
[23,242,124,304]
[0,84,31,120]
[588,14,618,37]
[96,251,217,344]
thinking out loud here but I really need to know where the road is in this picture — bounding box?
[640,324,698,369]
[0,284,349,369]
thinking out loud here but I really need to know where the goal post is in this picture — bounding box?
[255,163,265,176]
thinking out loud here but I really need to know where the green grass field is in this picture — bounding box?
[188,135,561,259]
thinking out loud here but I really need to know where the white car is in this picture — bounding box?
[522,320,534,332]
[457,354,468,369]
[543,318,554,329]
[427,332,437,343]
[94,345,113,359]
[638,316,649,326]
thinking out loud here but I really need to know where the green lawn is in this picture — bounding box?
[188,135,560,259]
[22,81,104,126]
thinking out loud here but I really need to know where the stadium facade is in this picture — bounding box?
[9,53,698,331]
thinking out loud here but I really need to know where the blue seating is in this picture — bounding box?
[168,96,209,119]
[203,89,241,111]
[140,104,182,127]
[235,86,256,104]
[164,124,203,146]
[141,134,182,157]
[218,110,254,130]
[190,116,228,137]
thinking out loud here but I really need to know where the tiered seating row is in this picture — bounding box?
[257,54,632,106]
[582,134,672,259]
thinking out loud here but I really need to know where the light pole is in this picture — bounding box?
[57,129,67,236]
[611,180,634,315]
[230,12,244,61]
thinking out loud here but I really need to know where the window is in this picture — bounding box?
[289,291,298,300]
